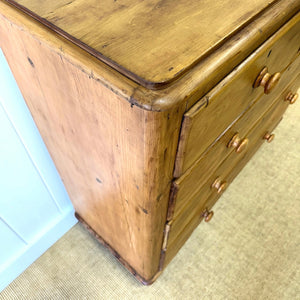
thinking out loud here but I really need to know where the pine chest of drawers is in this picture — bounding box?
[0,0,299,284]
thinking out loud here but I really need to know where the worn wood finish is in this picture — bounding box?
[199,74,300,227]
[0,1,299,112]
[0,8,185,282]
[168,96,288,247]
[204,75,300,213]
[168,55,300,221]
[3,0,279,88]
[0,0,299,284]
[75,213,164,285]
[133,1,300,111]
[164,85,296,266]
[174,13,300,177]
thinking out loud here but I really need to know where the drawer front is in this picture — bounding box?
[174,13,300,177]
[164,110,285,267]
[164,77,300,262]
[169,58,300,221]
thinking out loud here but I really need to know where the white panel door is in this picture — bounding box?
[0,48,77,291]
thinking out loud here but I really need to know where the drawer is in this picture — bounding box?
[174,13,300,177]
[168,59,300,222]
[164,77,300,261]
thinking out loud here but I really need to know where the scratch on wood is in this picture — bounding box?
[156,193,163,203]
[205,96,210,107]
[27,56,34,67]
[138,205,148,214]
[267,49,272,57]
[64,1,74,7]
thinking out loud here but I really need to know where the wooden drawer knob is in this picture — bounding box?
[212,177,227,194]
[264,132,275,143]
[253,66,281,94]
[285,91,298,104]
[227,133,249,153]
[202,209,214,222]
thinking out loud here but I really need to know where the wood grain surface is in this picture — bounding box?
[0,1,298,112]
[0,9,185,281]
[164,80,299,266]
[174,14,300,177]
[1,0,299,284]
[168,53,300,222]
[168,95,290,248]
[4,0,279,88]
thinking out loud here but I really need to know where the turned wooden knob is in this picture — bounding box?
[227,133,249,153]
[253,67,281,94]
[285,91,298,104]
[212,177,227,194]
[264,132,275,143]
[202,209,214,222]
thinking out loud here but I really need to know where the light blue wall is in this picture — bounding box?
[0,49,77,291]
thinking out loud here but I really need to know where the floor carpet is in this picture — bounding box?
[1,97,299,299]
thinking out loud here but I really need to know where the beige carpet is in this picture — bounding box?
[1,98,299,299]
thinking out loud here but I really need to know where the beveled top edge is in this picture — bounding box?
[3,0,281,90]
[0,0,299,111]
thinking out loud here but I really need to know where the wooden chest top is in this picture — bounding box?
[3,0,280,88]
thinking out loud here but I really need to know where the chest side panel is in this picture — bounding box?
[0,5,185,282]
